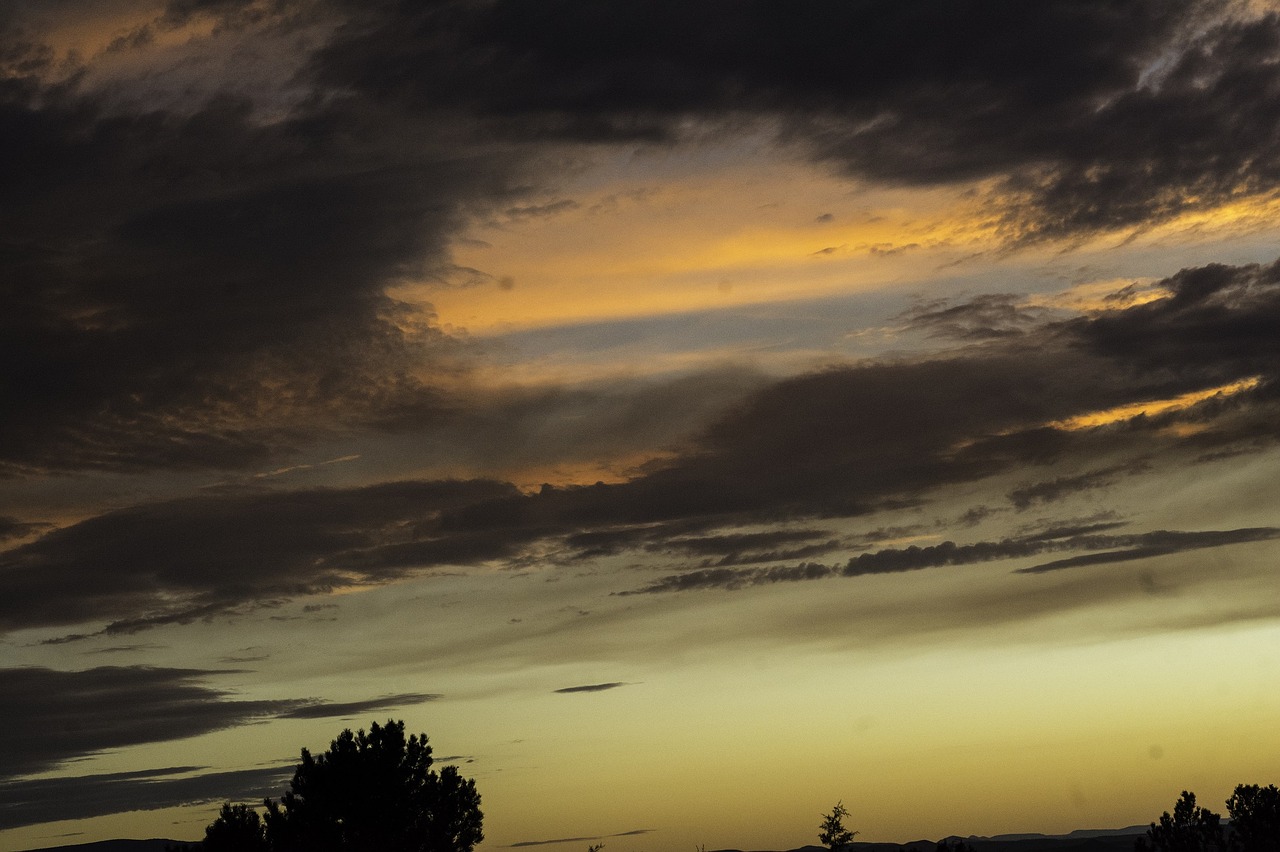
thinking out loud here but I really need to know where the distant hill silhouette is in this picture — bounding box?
[17,840,196,852]
[713,827,1149,852]
[23,826,1147,852]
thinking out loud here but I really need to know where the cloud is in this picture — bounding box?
[509,829,657,848]
[0,35,525,475]
[1006,463,1148,510]
[0,479,520,634]
[900,294,1055,341]
[621,527,1280,594]
[309,0,1280,239]
[0,516,49,542]
[6,257,1280,635]
[0,666,307,781]
[502,199,580,220]
[618,563,841,595]
[0,764,293,831]
[278,692,443,719]
[1016,528,1280,574]
[6,2,1278,481]
[553,682,628,694]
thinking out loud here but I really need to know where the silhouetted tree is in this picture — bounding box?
[1226,784,1280,852]
[1136,791,1225,852]
[818,801,858,852]
[196,719,482,852]
[202,802,268,851]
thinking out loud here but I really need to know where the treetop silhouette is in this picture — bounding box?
[203,719,483,852]
[818,801,858,852]
[1137,785,1280,852]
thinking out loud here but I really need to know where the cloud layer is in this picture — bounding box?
[4,257,1280,635]
[5,1,1280,477]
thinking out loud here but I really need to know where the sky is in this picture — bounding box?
[3,1,1280,849]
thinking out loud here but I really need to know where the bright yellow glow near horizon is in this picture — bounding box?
[470,616,1280,848]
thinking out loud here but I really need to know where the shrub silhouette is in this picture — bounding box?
[818,801,858,852]
[203,719,483,852]
[1226,784,1280,852]
[1136,791,1224,852]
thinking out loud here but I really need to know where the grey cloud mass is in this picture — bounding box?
[0,666,305,780]
[0,764,293,831]
[312,0,1280,239]
[0,479,520,634]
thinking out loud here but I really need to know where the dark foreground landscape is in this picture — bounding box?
[21,828,1149,852]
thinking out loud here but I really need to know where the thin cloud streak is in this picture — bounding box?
[553,682,629,694]
[509,829,657,848]
[621,527,1280,594]
[278,693,443,719]
[0,765,293,832]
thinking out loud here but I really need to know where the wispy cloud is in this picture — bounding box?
[553,682,630,694]
[621,527,1280,594]
[1016,528,1280,574]
[278,693,443,719]
[509,829,657,847]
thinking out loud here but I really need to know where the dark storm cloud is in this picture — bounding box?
[0,47,519,475]
[278,692,442,719]
[0,764,293,831]
[553,682,628,694]
[310,0,1280,238]
[0,666,306,781]
[0,479,519,634]
[6,2,1276,477]
[1069,259,1280,382]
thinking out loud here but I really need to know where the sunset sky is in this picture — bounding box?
[4,2,1280,850]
